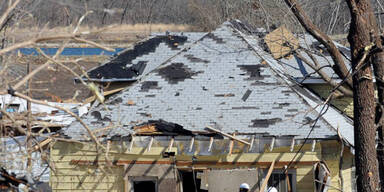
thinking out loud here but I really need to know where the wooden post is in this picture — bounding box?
[248,135,255,152]
[290,138,295,152]
[188,137,195,152]
[259,160,276,192]
[147,136,154,152]
[127,136,134,152]
[286,169,291,192]
[229,133,235,155]
[311,140,316,152]
[269,137,275,152]
[208,137,214,152]
[168,137,174,152]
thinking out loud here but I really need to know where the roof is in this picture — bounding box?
[0,136,50,183]
[82,32,206,82]
[64,21,353,146]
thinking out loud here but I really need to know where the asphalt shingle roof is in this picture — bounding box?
[83,32,205,82]
[64,21,353,144]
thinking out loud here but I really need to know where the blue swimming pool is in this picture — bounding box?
[18,47,125,56]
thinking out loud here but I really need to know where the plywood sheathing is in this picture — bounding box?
[264,26,299,59]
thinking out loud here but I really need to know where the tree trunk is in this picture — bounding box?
[346,0,380,191]
[372,30,384,192]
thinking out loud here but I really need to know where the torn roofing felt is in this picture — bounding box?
[81,32,206,82]
[133,119,194,136]
[64,21,353,146]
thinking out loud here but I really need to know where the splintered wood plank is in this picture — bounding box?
[264,26,299,59]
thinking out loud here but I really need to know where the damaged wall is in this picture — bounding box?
[204,169,259,192]
[50,138,355,192]
[124,164,178,192]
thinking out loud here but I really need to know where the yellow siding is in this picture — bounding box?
[321,141,355,192]
[50,140,354,192]
[50,142,125,192]
[307,84,353,117]
[296,165,314,192]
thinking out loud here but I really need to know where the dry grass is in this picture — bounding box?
[7,23,191,46]
[10,23,191,36]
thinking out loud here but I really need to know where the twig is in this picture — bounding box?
[0,0,20,29]
[13,92,105,150]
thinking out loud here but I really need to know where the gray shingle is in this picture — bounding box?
[64,21,352,146]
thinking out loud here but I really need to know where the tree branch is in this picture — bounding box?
[284,0,353,88]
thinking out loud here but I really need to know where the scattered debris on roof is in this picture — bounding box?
[264,26,299,59]
[65,21,352,145]
[133,119,194,136]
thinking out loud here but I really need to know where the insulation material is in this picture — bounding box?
[204,169,259,192]
[314,161,331,192]
[264,27,299,59]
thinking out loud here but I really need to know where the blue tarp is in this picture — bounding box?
[18,47,125,56]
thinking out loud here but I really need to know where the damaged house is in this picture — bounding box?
[50,21,355,192]
[77,32,205,102]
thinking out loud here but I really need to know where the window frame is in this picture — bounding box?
[128,176,158,192]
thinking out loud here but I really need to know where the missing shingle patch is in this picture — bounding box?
[214,93,235,97]
[109,97,123,104]
[250,118,282,128]
[140,81,161,92]
[87,35,188,80]
[204,33,225,44]
[158,63,203,84]
[238,65,270,80]
[242,89,252,101]
[91,111,111,121]
[184,54,209,63]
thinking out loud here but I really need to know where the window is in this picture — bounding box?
[265,170,296,192]
[4,104,20,113]
[179,171,207,192]
[129,176,157,192]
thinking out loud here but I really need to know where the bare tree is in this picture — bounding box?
[283,0,384,191]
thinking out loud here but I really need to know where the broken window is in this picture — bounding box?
[4,104,20,113]
[179,170,207,192]
[265,170,296,192]
[314,162,331,192]
[129,177,157,192]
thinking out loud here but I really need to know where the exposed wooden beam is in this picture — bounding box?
[229,133,236,155]
[188,137,195,152]
[208,137,214,152]
[269,137,275,152]
[83,87,125,104]
[259,160,276,192]
[205,126,250,146]
[70,159,318,167]
[147,136,154,152]
[168,137,174,152]
[248,135,255,152]
[290,138,295,152]
[311,140,317,152]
